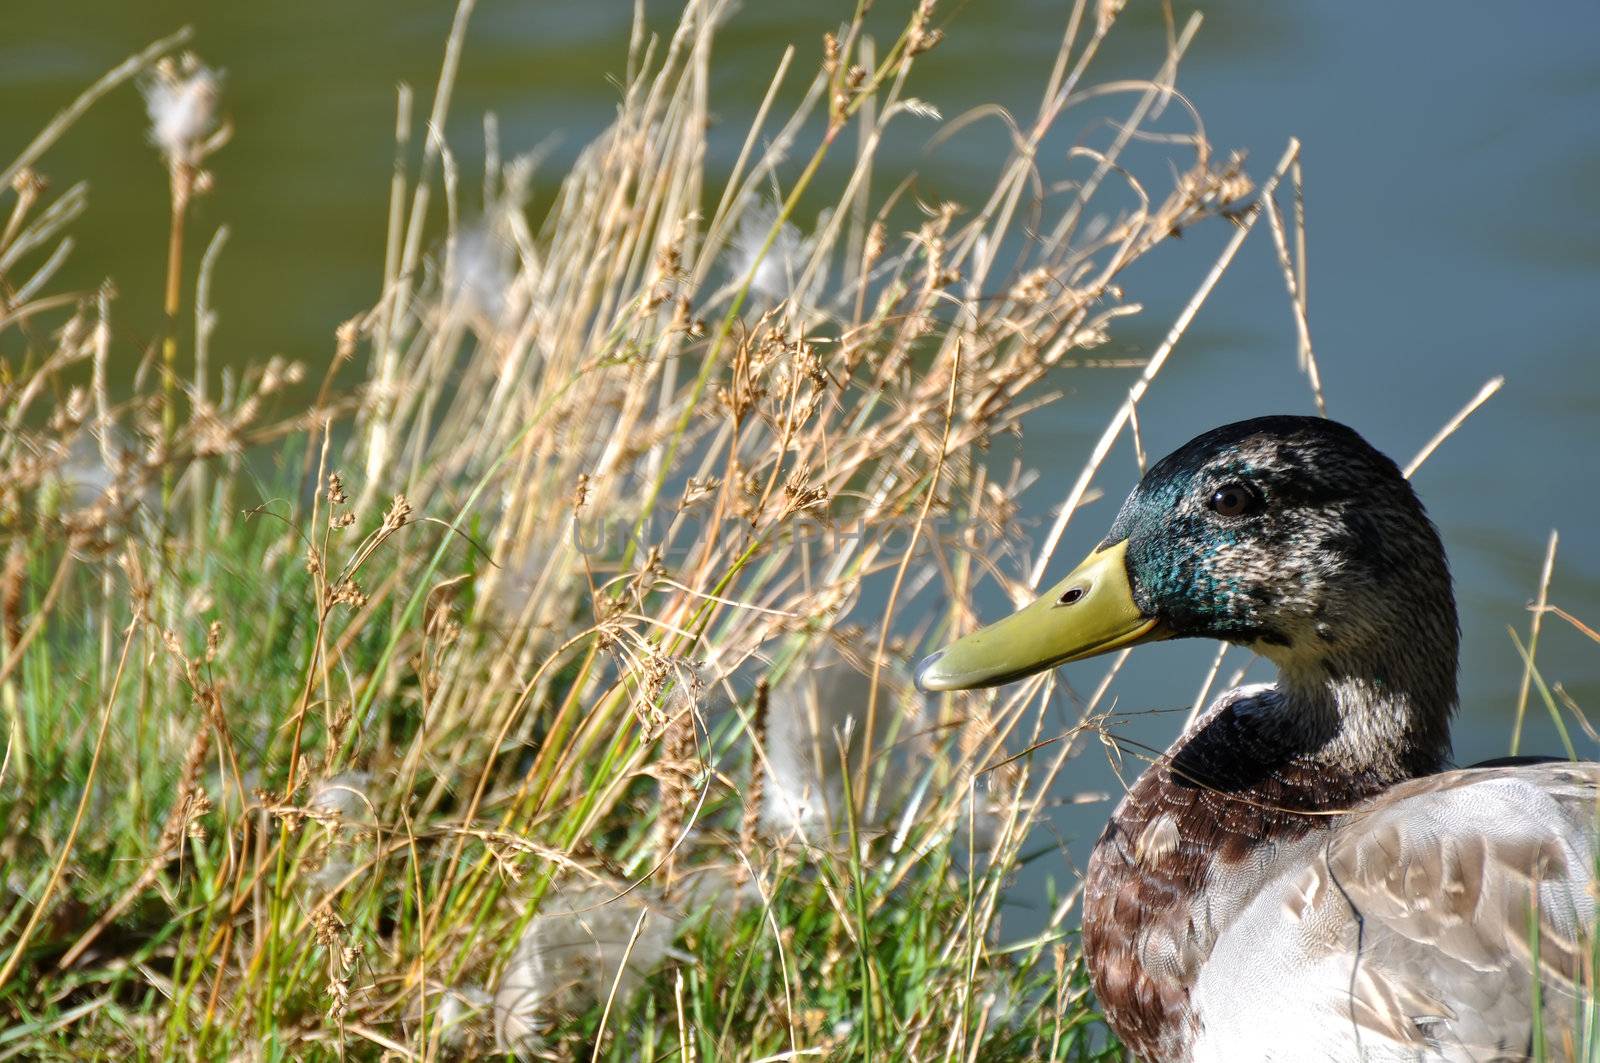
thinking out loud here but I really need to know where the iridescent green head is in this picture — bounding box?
[917,416,1459,694]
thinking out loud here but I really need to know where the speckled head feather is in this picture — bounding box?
[1109,418,1451,646]
[1104,415,1460,772]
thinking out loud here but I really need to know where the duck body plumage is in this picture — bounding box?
[1087,684,1599,1062]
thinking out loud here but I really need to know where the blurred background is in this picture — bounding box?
[5,0,1598,906]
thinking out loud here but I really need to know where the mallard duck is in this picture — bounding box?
[917,415,1599,1062]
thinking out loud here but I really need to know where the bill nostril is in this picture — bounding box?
[1058,584,1088,606]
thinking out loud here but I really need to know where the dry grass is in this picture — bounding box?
[0,0,1401,1058]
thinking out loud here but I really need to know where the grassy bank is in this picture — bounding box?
[0,1,1360,1058]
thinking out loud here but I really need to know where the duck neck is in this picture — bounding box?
[1267,638,1456,786]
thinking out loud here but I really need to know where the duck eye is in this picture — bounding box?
[1208,482,1261,518]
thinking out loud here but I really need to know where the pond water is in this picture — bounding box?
[5,1,1599,918]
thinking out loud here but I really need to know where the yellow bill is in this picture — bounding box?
[916,540,1167,691]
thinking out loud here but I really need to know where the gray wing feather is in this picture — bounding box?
[1192,762,1600,1062]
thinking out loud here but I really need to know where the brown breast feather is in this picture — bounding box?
[1082,699,1393,1062]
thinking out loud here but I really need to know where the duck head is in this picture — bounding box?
[916,415,1459,712]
